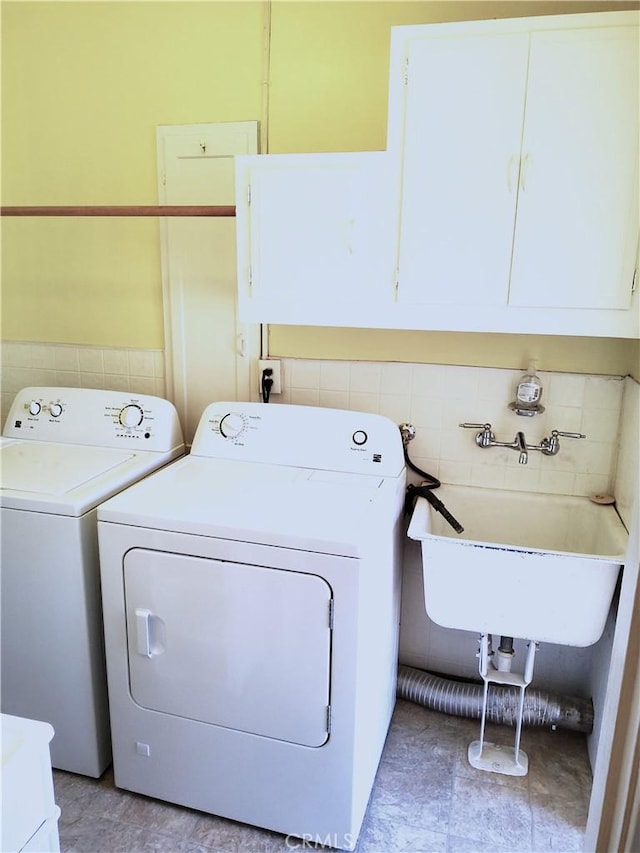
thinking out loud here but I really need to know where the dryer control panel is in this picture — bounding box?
[191,401,405,477]
[3,387,184,452]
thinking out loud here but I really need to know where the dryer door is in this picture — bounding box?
[123,549,332,747]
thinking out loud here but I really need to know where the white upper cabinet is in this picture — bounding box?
[235,152,395,327]
[235,11,639,337]
[389,11,639,337]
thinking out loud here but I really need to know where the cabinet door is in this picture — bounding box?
[509,26,639,311]
[236,152,394,326]
[397,33,529,307]
[157,122,259,442]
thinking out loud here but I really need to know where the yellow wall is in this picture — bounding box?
[267,0,638,153]
[2,0,638,375]
[267,327,640,377]
[1,0,265,347]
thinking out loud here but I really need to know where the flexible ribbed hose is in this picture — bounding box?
[397,665,593,734]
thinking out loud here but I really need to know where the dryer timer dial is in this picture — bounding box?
[119,404,144,428]
[219,412,246,439]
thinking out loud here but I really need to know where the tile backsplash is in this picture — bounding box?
[2,344,635,510]
[1,341,165,424]
[614,376,639,532]
[277,357,628,500]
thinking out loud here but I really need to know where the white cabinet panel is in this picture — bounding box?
[236,152,395,327]
[398,33,529,306]
[509,26,639,311]
[1,714,60,853]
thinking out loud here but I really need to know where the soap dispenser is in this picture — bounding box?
[509,361,545,416]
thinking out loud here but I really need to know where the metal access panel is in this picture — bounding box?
[124,549,332,747]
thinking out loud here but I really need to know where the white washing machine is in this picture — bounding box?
[97,402,406,850]
[1,387,184,777]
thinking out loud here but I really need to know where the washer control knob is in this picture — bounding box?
[50,403,63,418]
[219,412,245,439]
[119,404,144,428]
[352,430,368,446]
[29,400,42,416]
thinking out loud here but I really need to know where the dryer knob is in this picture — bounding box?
[119,404,144,428]
[219,412,245,439]
[50,403,63,418]
[28,400,42,416]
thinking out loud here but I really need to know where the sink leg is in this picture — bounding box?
[478,677,490,755]
[514,640,539,765]
[468,636,539,777]
[513,684,526,767]
[476,633,490,755]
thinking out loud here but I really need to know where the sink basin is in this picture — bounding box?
[407,485,628,647]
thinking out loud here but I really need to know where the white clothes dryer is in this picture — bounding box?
[97,402,406,850]
[1,387,184,777]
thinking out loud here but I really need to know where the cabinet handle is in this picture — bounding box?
[507,155,518,193]
[520,154,531,191]
[345,216,355,255]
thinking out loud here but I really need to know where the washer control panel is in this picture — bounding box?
[3,387,184,452]
[192,402,404,476]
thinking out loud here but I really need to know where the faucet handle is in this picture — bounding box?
[459,422,494,448]
[551,430,586,439]
[541,429,586,456]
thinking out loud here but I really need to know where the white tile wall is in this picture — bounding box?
[1,341,166,425]
[279,358,625,498]
[5,347,630,506]
[615,376,640,532]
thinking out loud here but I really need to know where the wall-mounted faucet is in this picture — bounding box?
[459,423,586,465]
[515,431,528,464]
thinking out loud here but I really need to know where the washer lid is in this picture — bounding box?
[1,442,135,495]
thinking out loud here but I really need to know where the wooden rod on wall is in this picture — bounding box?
[0,205,236,217]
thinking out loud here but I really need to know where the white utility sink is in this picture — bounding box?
[407,485,628,647]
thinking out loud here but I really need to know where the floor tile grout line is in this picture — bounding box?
[445,731,463,848]
[57,806,225,853]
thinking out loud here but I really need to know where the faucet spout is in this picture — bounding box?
[516,432,528,465]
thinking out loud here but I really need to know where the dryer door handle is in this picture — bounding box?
[135,608,153,657]
[134,608,166,658]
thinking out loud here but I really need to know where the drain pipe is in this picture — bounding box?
[397,665,593,734]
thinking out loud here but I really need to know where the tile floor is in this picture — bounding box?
[53,700,592,853]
